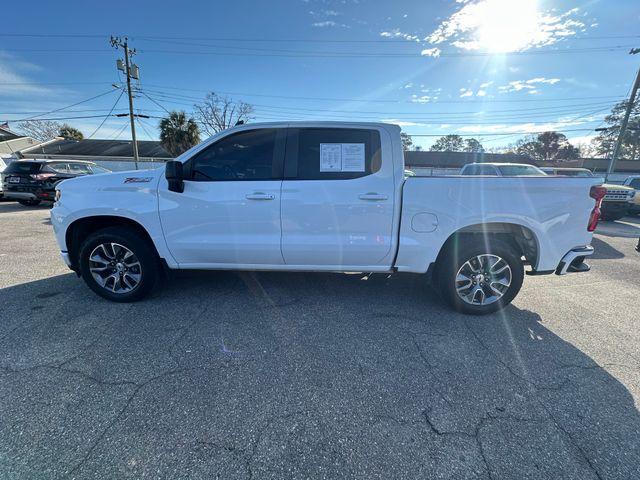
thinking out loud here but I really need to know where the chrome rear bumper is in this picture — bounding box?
[555,246,594,275]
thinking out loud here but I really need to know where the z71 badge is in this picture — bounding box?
[123,177,153,184]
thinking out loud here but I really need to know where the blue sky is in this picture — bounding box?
[1,0,639,150]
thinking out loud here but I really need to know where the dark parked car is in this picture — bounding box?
[1,160,110,206]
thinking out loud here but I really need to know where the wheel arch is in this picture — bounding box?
[435,222,540,271]
[65,215,160,271]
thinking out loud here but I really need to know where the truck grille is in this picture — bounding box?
[605,190,632,201]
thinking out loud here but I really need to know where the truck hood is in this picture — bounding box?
[57,168,163,192]
[602,183,634,192]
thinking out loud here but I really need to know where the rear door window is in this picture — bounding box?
[46,162,70,173]
[285,128,382,180]
[67,163,92,174]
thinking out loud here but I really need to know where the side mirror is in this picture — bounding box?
[165,161,184,193]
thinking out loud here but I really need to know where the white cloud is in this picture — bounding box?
[420,47,441,57]
[498,77,561,93]
[380,29,421,42]
[459,88,473,98]
[411,94,435,104]
[425,0,587,53]
[0,52,52,97]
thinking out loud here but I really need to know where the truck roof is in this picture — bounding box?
[231,121,400,129]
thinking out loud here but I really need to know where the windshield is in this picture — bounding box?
[90,164,111,174]
[497,165,545,176]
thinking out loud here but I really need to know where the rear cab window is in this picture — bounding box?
[285,128,382,180]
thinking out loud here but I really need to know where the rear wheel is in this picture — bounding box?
[78,227,159,302]
[18,199,41,206]
[437,237,524,315]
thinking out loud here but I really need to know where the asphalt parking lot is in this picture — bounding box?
[0,202,639,480]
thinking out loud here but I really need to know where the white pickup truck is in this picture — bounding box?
[51,122,604,314]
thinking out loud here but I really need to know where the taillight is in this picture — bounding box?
[587,185,607,232]
[30,173,56,181]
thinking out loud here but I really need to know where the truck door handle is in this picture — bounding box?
[245,192,275,200]
[358,193,388,201]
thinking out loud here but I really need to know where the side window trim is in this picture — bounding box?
[183,128,286,182]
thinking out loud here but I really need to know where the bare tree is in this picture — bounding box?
[17,120,63,142]
[193,92,254,136]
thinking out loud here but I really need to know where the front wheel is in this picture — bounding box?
[78,227,160,302]
[436,237,524,315]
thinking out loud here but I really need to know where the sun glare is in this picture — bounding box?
[474,0,541,53]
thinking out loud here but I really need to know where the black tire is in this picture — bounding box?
[436,237,524,315]
[78,226,160,302]
[18,199,41,206]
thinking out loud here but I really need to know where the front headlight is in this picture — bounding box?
[54,189,62,202]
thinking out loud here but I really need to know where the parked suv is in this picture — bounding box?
[1,160,110,206]
[540,167,634,221]
[622,175,640,215]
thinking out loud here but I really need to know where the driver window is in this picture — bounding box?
[190,129,277,181]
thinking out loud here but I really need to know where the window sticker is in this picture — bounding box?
[341,143,365,172]
[320,143,342,172]
[319,143,365,172]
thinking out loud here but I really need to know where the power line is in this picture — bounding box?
[5,44,635,58]
[88,89,125,138]
[135,116,155,140]
[140,88,616,117]
[407,128,597,137]
[19,89,117,121]
[1,32,638,42]
[139,83,626,104]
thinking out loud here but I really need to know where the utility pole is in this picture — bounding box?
[606,48,640,181]
[110,36,140,170]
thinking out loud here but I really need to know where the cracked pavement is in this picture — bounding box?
[0,202,639,479]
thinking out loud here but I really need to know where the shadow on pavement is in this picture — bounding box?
[0,271,638,479]
[0,202,51,214]
[596,216,640,239]
[591,237,625,260]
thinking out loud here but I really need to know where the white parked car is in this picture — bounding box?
[51,122,603,314]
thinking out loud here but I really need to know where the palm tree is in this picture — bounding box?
[159,111,201,157]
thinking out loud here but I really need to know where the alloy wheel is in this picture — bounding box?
[455,254,512,306]
[88,242,143,294]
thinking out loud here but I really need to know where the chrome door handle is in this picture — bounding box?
[245,192,275,200]
[358,193,388,201]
